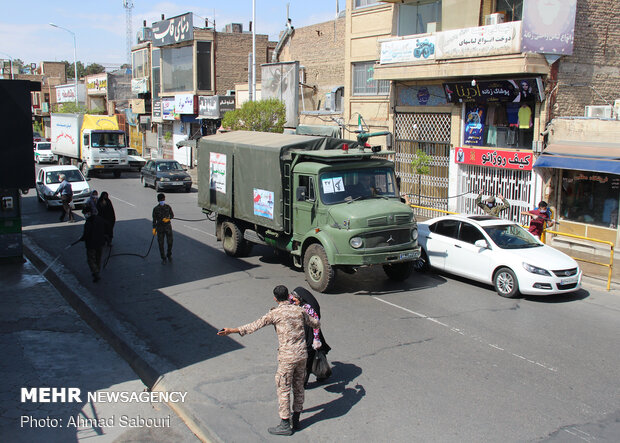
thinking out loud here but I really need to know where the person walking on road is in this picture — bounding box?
[476,191,510,217]
[78,205,107,282]
[290,286,331,387]
[85,190,99,216]
[152,193,174,264]
[218,285,320,435]
[522,200,554,239]
[97,191,116,246]
[54,173,74,222]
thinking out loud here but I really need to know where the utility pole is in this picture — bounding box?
[123,0,134,66]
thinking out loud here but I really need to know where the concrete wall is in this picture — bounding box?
[441,0,482,30]
[548,117,620,143]
[555,0,620,117]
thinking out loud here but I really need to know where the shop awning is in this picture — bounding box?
[534,141,620,175]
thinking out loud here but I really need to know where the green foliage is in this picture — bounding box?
[221,99,286,133]
[58,102,89,114]
[163,131,172,142]
[33,121,43,133]
[85,63,105,75]
[411,150,431,175]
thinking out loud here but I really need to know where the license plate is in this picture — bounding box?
[560,277,578,285]
[399,252,416,260]
[170,182,183,185]
[94,165,105,169]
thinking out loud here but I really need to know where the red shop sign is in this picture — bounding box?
[455,146,533,170]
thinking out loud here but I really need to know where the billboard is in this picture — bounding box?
[455,146,533,171]
[522,0,577,55]
[261,61,299,128]
[152,13,193,47]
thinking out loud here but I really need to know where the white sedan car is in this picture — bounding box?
[35,165,92,209]
[415,214,581,298]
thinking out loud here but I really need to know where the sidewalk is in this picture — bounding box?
[0,257,199,443]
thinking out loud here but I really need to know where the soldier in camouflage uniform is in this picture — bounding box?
[152,193,174,264]
[218,285,320,436]
[476,192,510,217]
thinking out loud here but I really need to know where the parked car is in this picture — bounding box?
[127,148,147,171]
[35,165,91,209]
[140,159,192,192]
[415,214,581,298]
[33,142,57,163]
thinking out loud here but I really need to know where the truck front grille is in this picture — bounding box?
[100,159,120,165]
[364,228,411,249]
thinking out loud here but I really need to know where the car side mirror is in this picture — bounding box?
[474,239,489,249]
[296,186,307,201]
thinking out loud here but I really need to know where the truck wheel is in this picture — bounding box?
[113,171,121,178]
[303,244,335,293]
[221,221,243,257]
[80,163,89,177]
[383,262,414,281]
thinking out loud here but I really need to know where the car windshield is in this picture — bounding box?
[36,143,51,150]
[91,132,126,148]
[46,170,85,184]
[319,167,397,205]
[483,224,542,249]
[157,161,183,172]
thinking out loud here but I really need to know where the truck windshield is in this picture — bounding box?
[91,132,126,148]
[319,167,397,205]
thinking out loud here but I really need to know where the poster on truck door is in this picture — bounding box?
[209,152,226,193]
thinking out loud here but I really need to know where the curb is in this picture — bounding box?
[23,238,222,443]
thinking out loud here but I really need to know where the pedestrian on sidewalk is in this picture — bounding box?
[521,200,554,239]
[78,205,107,282]
[476,191,510,217]
[152,193,174,264]
[289,286,331,387]
[218,285,320,435]
[54,173,74,222]
[97,191,116,246]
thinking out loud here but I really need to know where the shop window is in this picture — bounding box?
[495,0,523,22]
[460,79,536,150]
[161,45,193,93]
[197,41,212,91]
[354,0,380,9]
[560,170,620,228]
[352,62,390,96]
[398,0,441,36]
[132,49,149,79]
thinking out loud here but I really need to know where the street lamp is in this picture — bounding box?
[0,52,14,79]
[49,23,78,105]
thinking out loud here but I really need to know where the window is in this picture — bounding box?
[398,0,442,36]
[161,45,193,93]
[459,222,485,244]
[495,0,523,21]
[132,49,149,79]
[352,62,389,96]
[197,42,213,91]
[299,175,316,201]
[355,0,380,9]
[319,167,397,205]
[151,48,161,100]
[431,220,459,238]
[560,170,620,228]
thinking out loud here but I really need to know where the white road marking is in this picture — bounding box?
[111,196,136,207]
[374,296,558,372]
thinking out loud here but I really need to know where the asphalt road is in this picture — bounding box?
[21,168,620,442]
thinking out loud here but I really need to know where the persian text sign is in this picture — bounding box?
[522,0,576,55]
[455,147,533,170]
[380,36,436,64]
[56,85,76,103]
[436,21,521,59]
[152,13,193,47]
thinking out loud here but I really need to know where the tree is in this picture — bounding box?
[221,99,286,133]
[58,102,89,114]
[411,150,432,205]
[62,60,86,80]
[85,63,105,75]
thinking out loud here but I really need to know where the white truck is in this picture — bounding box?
[51,113,129,177]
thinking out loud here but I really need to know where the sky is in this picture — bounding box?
[0,0,343,68]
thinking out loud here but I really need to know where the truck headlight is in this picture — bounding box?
[350,237,363,249]
[411,228,418,241]
[523,262,551,276]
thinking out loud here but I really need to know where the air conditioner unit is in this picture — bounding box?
[485,13,505,26]
[585,105,613,119]
[136,27,153,43]
[614,99,620,119]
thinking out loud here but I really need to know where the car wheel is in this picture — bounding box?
[494,267,520,298]
[413,248,430,272]
[303,243,335,293]
[383,262,414,281]
[185,185,191,193]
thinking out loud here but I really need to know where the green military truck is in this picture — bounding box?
[196,131,420,292]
